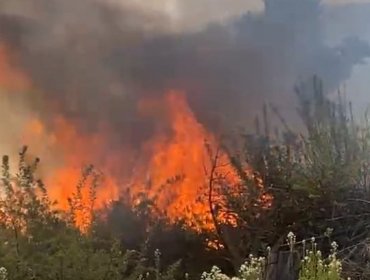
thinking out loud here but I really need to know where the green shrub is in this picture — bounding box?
[201,232,347,280]
[0,147,180,280]
[299,241,342,280]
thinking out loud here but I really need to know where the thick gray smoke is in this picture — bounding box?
[0,0,369,147]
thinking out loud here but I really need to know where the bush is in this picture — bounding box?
[0,146,180,280]
[0,78,367,279]
[201,232,347,280]
[213,78,370,278]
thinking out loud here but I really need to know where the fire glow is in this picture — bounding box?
[0,43,243,232]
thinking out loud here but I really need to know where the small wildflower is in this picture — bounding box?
[299,239,343,280]
[266,246,271,257]
[154,249,161,258]
[287,232,296,252]
[0,267,7,280]
[331,241,339,252]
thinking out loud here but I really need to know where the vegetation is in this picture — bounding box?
[209,77,370,279]
[0,77,370,279]
[0,147,180,280]
[201,233,344,280]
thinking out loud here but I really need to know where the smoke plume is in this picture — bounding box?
[0,0,369,159]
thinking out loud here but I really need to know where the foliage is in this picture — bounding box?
[299,240,342,280]
[0,146,180,280]
[201,232,346,280]
[209,77,370,278]
[0,77,369,279]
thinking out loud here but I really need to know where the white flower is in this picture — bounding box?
[287,232,295,241]
[0,267,7,280]
[331,241,339,251]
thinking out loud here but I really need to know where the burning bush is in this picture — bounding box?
[0,78,370,279]
[0,146,184,280]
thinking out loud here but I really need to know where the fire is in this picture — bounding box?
[22,91,241,232]
[0,43,243,233]
[21,116,121,231]
[131,91,241,231]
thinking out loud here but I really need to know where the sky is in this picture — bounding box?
[113,0,370,32]
[323,1,370,113]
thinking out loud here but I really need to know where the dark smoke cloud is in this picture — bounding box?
[322,2,370,114]
[0,0,369,146]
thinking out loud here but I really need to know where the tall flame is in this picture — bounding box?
[0,43,242,232]
[131,91,240,231]
[22,116,121,231]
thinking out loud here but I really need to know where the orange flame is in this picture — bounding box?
[22,116,121,231]
[21,91,241,232]
[0,43,244,233]
[131,90,241,231]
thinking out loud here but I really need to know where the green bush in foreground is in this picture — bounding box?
[0,147,349,280]
[0,147,182,280]
[299,240,342,280]
[0,78,364,279]
[201,233,346,280]
[0,232,348,280]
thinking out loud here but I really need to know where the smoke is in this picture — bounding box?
[0,0,369,149]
